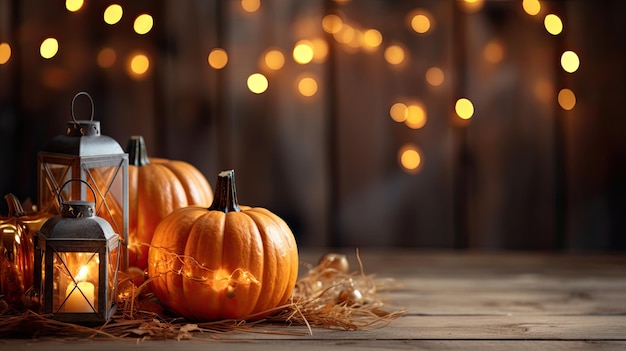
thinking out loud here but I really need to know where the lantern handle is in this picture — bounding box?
[57,179,97,207]
[71,91,95,123]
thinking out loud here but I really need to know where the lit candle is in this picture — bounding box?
[63,265,95,313]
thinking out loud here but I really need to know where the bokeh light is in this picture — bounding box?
[263,49,285,70]
[405,103,427,129]
[425,67,444,87]
[544,14,563,35]
[134,14,154,35]
[322,14,343,34]
[522,0,541,16]
[104,4,123,25]
[398,144,423,174]
[390,102,408,123]
[40,38,59,59]
[460,0,484,13]
[311,38,328,63]
[293,40,314,64]
[455,98,474,120]
[410,11,432,34]
[241,0,261,13]
[363,29,383,49]
[97,47,116,68]
[127,53,150,79]
[384,45,405,65]
[0,43,11,64]
[247,73,269,94]
[65,0,83,12]
[561,50,580,73]
[297,76,318,97]
[208,48,228,69]
[483,40,505,64]
[558,89,576,110]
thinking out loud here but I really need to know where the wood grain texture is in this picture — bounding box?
[2,249,625,350]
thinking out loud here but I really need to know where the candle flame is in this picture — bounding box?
[76,265,89,282]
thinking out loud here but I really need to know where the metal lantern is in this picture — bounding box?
[37,92,128,270]
[36,180,120,324]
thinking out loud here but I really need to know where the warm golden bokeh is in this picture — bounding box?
[40,38,59,59]
[247,73,269,94]
[263,49,285,70]
[97,47,117,68]
[483,40,505,64]
[384,45,405,65]
[522,0,541,16]
[544,14,563,35]
[134,14,154,35]
[241,0,261,13]
[297,76,318,97]
[208,48,228,69]
[104,4,123,25]
[390,102,408,123]
[425,67,444,87]
[0,43,11,64]
[410,12,432,34]
[455,98,475,120]
[127,53,150,79]
[398,144,423,174]
[405,103,427,129]
[558,89,576,110]
[65,0,83,12]
[293,40,314,64]
[561,50,580,73]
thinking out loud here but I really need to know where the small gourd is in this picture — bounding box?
[0,194,51,307]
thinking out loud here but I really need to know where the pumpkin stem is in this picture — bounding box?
[127,135,151,167]
[208,170,241,213]
[4,193,26,217]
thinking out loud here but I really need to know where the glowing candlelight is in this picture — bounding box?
[64,265,95,312]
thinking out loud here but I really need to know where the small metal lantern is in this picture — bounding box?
[37,92,128,270]
[36,180,120,324]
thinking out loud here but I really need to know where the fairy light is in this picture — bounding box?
[455,98,474,120]
[104,4,123,25]
[311,38,328,63]
[322,14,343,34]
[247,73,268,94]
[425,67,444,87]
[558,89,576,110]
[398,144,422,174]
[522,0,541,16]
[263,49,285,70]
[127,52,150,79]
[297,76,318,97]
[208,48,228,69]
[390,102,408,123]
[384,44,405,65]
[0,43,10,64]
[97,47,116,68]
[293,40,314,64]
[561,50,580,73]
[405,103,427,129]
[363,29,383,49]
[241,0,261,13]
[40,38,59,59]
[409,11,432,34]
[544,14,563,35]
[483,39,505,64]
[65,0,83,12]
[134,14,154,35]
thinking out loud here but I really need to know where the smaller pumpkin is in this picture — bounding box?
[0,194,52,307]
[126,136,213,269]
[147,169,299,321]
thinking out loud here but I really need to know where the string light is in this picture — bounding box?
[384,44,405,65]
[104,4,123,25]
[561,50,580,73]
[247,73,268,94]
[208,48,228,69]
[40,38,59,59]
[0,43,10,64]
[544,14,563,35]
[398,144,422,174]
[297,75,318,97]
[263,49,285,70]
[293,40,314,64]
[455,98,474,120]
[134,14,154,35]
[409,10,433,34]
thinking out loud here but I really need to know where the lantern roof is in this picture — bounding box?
[42,120,124,156]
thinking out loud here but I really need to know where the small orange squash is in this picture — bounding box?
[147,170,298,321]
[127,136,213,269]
[1,194,52,307]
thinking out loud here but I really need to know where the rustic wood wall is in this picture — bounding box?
[1,0,624,250]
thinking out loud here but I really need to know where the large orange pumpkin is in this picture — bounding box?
[127,136,213,269]
[147,169,298,321]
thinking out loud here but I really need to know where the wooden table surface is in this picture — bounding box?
[2,249,626,350]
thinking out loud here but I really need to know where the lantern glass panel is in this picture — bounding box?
[51,251,100,313]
